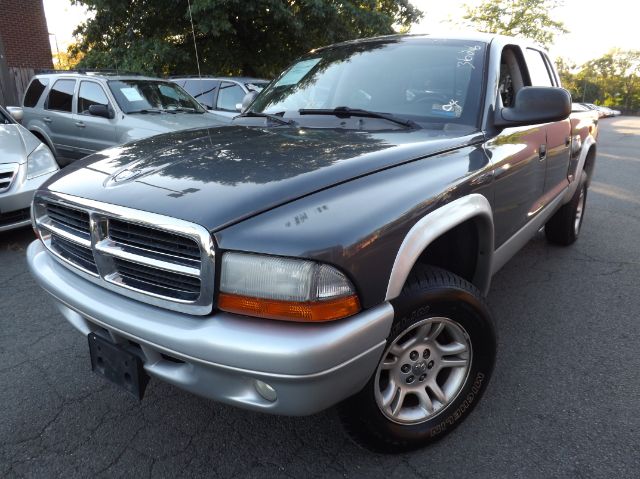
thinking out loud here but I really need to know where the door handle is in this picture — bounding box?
[539,144,547,160]
[43,117,52,123]
[75,121,86,128]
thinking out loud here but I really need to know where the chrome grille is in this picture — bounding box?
[33,191,215,315]
[108,219,200,265]
[113,258,201,301]
[46,203,91,241]
[51,234,98,275]
[0,164,18,193]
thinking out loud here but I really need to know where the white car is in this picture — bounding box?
[0,106,59,232]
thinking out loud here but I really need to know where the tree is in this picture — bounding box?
[53,43,84,70]
[461,0,568,48]
[70,0,422,78]
[555,50,640,111]
[580,50,640,109]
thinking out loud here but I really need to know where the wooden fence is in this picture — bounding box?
[0,66,34,107]
[0,36,35,106]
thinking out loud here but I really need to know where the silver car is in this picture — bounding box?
[10,71,225,165]
[0,106,58,232]
[171,77,269,122]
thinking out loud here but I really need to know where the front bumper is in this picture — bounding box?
[27,240,394,415]
[0,164,56,232]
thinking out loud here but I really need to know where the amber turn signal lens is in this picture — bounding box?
[218,293,361,322]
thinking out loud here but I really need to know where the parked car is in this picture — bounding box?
[9,71,225,165]
[579,102,618,118]
[27,34,598,452]
[600,106,613,117]
[572,102,591,112]
[0,105,58,232]
[171,76,269,122]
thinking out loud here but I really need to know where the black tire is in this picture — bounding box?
[338,266,496,453]
[545,172,588,246]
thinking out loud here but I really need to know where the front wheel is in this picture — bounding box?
[545,172,588,246]
[338,266,496,453]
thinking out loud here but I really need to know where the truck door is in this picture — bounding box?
[486,46,548,247]
[524,48,572,200]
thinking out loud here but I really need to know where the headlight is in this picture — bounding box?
[27,144,58,180]
[218,252,360,322]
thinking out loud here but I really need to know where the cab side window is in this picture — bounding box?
[46,79,76,112]
[524,48,554,87]
[78,82,110,115]
[498,47,525,108]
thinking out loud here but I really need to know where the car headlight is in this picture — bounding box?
[27,144,58,180]
[218,252,360,322]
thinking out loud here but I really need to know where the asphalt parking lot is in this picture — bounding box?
[1,117,639,478]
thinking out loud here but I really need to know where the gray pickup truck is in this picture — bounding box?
[27,33,597,452]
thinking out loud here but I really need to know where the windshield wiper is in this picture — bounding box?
[128,108,164,114]
[166,107,204,114]
[239,110,297,126]
[298,107,421,129]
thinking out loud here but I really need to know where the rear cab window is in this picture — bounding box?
[46,79,76,112]
[23,78,49,108]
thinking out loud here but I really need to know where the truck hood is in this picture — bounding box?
[43,125,482,231]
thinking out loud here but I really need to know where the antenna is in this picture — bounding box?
[187,0,202,79]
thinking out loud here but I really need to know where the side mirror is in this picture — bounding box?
[495,87,571,128]
[240,91,258,113]
[88,104,115,119]
[7,106,23,122]
[235,103,243,112]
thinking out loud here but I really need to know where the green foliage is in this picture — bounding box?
[559,50,640,111]
[462,0,568,48]
[70,0,423,78]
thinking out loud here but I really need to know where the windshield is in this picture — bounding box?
[246,81,270,92]
[250,38,486,128]
[108,80,205,113]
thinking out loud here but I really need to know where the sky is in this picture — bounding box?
[43,0,638,65]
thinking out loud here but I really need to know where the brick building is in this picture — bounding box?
[0,0,52,105]
[0,0,53,68]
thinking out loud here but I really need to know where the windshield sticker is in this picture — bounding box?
[120,87,144,102]
[431,99,462,118]
[457,45,482,69]
[442,99,461,112]
[275,58,322,87]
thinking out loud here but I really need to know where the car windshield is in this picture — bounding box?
[246,81,269,92]
[250,38,487,128]
[108,80,205,113]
